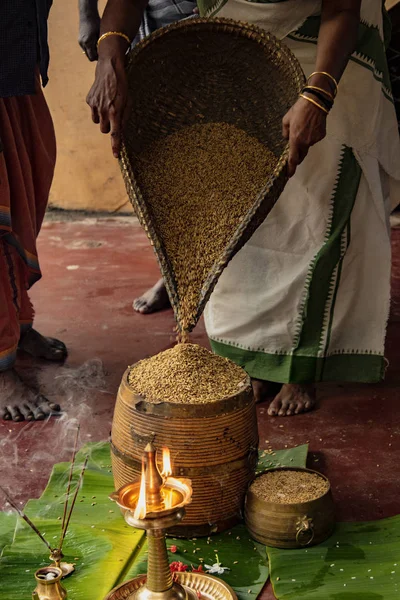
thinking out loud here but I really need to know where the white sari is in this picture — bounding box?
[204,0,400,383]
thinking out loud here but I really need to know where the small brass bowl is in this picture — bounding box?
[244,467,335,549]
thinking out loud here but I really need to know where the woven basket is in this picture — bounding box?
[111,368,258,536]
[120,18,304,331]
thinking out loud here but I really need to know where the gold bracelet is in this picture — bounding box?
[308,71,338,97]
[304,85,334,102]
[97,31,131,49]
[300,93,329,115]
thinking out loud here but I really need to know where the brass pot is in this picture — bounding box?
[244,467,335,549]
[111,369,258,536]
[32,566,67,600]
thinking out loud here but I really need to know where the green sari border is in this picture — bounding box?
[210,338,385,384]
[292,147,361,374]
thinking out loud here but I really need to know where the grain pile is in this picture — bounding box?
[127,343,247,403]
[134,122,276,334]
[250,470,329,504]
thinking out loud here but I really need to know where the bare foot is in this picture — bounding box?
[19,328,67,361]
[133,279,171,314]
[0,368,61,421]
[252,378,282,404]
[268,384,316,417]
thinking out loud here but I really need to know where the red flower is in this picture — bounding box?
[192,565,204,573]
[170,562,188,573]
[169,545,178,554]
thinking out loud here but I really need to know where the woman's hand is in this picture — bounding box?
[86,45,129,158]
[282,97,327,177]
[79,11,101,61]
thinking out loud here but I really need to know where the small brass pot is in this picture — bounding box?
[32,566,67,600]
[244,467,335,549]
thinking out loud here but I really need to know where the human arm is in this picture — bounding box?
[282,0,361,177]
[86,0,149,157]
[79,0,101,61]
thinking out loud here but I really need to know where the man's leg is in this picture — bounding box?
[267,384,316,416]
[133,278,171,314]
[0,242,60,421]
[16,258,67,361]
[249,379,315,415]
[0,242,20,374]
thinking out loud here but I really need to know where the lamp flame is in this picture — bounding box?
[161,447,172,478]
[134,458,147,520]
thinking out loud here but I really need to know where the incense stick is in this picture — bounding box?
[0,486,53,553]
[59,425,80,547]
[0,428,85,560]
[59,456,88,550]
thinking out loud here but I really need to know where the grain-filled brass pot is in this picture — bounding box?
[111,368,258,537]
[244,467,335,549]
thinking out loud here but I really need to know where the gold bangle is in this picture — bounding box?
[308,71,338,96]
[97,31,131,49]
[300,93,329,115]
[303,85,334,102]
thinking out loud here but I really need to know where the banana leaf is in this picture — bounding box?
[0,442,308,600]
[0,511,16,554]
[257,445,309,474]
[268,516,400,599]
[0,443,145,600]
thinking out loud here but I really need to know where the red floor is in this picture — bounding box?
[1,216,400,599]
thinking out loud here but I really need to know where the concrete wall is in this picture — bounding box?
[45,1,131,213]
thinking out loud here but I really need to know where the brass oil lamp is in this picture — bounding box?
[32,566,67,600]
[106,444,237,600]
